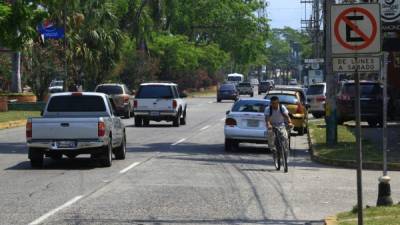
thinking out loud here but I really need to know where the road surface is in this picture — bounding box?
[0,97,398,225]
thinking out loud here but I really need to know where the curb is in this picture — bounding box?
[324,216,337,225]
[0,119,27,130]
[307,127,400,171]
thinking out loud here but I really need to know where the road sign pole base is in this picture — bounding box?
[377,176,393,206]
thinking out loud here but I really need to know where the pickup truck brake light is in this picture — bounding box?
[172,100,177,109]
[26,121,32,139]
[98,122,106,137]
[71,92,82,96]
[134,100,138,108]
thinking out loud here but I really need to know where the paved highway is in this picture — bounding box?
[0,97,399,225]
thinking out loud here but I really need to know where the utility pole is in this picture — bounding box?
[10,0,22,93]
[325,0,337,145]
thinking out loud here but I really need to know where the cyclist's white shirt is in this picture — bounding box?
[264,105,289,127]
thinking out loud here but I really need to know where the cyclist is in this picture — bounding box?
[265,96,293,171]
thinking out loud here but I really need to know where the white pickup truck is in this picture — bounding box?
[26,92,126,168]
[133,83,187,127]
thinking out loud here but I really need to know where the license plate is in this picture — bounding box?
[150,111,160,116]
[247,120,259,127]
[56,141,76,148]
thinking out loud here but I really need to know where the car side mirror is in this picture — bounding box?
[226,110,230,115]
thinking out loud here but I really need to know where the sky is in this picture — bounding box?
[266,0,311,30]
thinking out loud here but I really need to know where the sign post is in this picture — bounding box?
[331,3,381,225]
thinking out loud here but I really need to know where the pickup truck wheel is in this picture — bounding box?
[50,153,62,160]
[29,148,44,168]
[114,134,126,160]
[100,141,112,167]
[217,98,221,103]
[180,110,186,125]
[143,119,150,127]
[173,114,180,127]
[135,117,143,127]
[250,93,254,97]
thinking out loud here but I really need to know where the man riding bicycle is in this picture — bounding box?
[265,96,293,172]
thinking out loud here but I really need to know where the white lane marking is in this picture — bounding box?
[171,138,186,146]
[220,118,226,121]
[200,125,211,131]
[208,101,213,104]
[29,195,83,225]
[119,162,141,174]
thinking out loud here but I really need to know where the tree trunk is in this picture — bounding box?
[11,51,22,93]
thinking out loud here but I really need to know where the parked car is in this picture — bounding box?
[259,81,273,94]
[265,88,308,135]
[133,83,187,127]
[336,80,383,127]
[95,83,134,119]
[224,99,270,151]
[237,82,254,97]
[26,92,126,168]
[48,80,64,93]
[217,83,239,102]
[306,83,326,118]
[289,79,298,85]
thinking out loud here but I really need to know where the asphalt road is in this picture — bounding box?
[0,97,399,225]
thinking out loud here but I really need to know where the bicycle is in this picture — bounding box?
[271,125,291,173]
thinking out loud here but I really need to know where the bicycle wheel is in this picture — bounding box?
[282,139,289,173]
[273,150,281,171]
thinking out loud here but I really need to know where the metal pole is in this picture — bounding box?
[354,55,363,225]
[63,0,68,89]
[377,52,393,206]
[383,52,388,176]
[325,0,338,145]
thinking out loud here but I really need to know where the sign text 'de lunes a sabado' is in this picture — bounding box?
[333,57,380,72]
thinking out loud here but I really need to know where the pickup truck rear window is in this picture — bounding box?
[238,83,251,87]
[95,85,123,95]
[307,85,324,95]
[136,86,173,99]
[47,96,106,112]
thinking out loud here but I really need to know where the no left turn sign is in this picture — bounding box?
[332,4,381,55]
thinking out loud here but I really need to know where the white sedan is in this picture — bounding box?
[224,99,270,151]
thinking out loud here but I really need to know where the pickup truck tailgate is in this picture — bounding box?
[136,99,174,111]
[31,118,100,140]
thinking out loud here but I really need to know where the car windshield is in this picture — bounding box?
[220,85,235,91]
[265,94,298,104]
[260,82,271,86]
[238,83,251,87]
[47,96,106,112]
[227,76,242,82]
[136,85,173,98]
[307,85,324,95]
[50,81,63,87]
[343,83,381,97]
[232,100,269,113]
[95,85,123,95]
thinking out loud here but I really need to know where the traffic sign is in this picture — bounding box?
[332,4,381,55]
[304,58,324,64]
[38,21,65,39]
[333,56,380,72]
[380,0,400,31]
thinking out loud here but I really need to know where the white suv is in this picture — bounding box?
[306,83,326,118]
[133,83,187,127]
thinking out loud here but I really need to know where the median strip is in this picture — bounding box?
[29,195,83,225]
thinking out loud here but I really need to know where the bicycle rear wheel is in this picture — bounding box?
[282,148,288,173]
[273,150,281,171]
